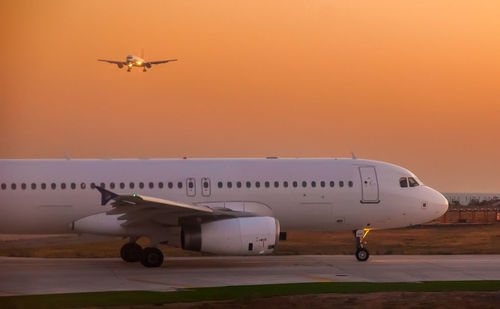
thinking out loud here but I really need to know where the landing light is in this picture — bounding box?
[137,61,142,65]
[128,63,133,67]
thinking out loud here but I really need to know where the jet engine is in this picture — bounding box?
[181,217,280,255]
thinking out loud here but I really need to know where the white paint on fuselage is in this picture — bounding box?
[0,158,448,235]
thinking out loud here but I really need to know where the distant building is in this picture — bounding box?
[442,193,500,206]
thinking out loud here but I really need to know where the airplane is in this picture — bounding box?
[0,157,448,268]
[98,54,177,72]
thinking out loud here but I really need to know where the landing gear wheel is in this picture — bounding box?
[120,242,143,262]
[141,247,164,268]
[353,229,371,262]
[355,248,370,261]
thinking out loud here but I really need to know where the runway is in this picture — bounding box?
[0,255,499,296]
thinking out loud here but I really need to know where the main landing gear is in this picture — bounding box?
[119,240,164,268]
[354,229,370,262]
[143,68,147,72]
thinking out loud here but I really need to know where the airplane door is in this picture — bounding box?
[201,177,211,197]
[186,178,196,197]
[359,167,380,203]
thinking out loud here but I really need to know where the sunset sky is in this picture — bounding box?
[1,1,499,193]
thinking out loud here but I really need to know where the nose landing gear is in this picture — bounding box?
[354,229,370,261]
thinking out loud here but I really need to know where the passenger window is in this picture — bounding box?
[237,181,242,188]
[149,182,154,189]
[218,181,223,188]
[227,181,232,188]
[330,181,334,187]
[339,181,344,188]
[302,181,307,188]
[168,182,173,189]
[42,183,47,190]
[177,182,183,189]
[100,182,105,189]
[320,181,325,188]
[110,182,115,189]
[246,181,251,188]
[21,183,27,190]
[51,183,57,190]
[348,181,353,188]
[80,183,85,189]
[158,182,164,189]
[265,181,270,188]
[311,181,316,188]
[283,181,288,188]
[129,182,135,189]
[400,177,408,188]
[408,177,419,187]
[31,183,37,190]
[255,181,260,188]
[120,182,125,189]
[139,182,144,189]
[11,183,17,190]
[274,181,279,188]
[71,183,76,190]
[61,183,66,190]
[1,183,5,190]
[293,181,298,188]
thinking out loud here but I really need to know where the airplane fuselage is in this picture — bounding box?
[126,55,146,67]
[0,158,448,235]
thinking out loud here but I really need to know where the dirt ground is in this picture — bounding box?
[115,291,500,309]
[0,224,499,258]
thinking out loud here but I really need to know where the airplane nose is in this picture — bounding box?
[427,187,449,217]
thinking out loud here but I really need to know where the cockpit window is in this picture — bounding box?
[408,177,419,187]
[399,177,408,188]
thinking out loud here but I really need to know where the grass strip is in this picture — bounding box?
[1,280,499,309]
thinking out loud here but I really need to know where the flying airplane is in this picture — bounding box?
[0,158,448,267]
[98,54,177,72]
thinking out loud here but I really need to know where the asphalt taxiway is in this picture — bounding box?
[0,255,499,296]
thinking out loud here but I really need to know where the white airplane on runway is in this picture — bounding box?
[0,158,448,267]
[98,55,177,72]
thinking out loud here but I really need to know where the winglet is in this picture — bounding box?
[351,152,357,159]
[95,186,118,206]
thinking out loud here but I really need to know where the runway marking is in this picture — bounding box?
[127,277,195,289]
[303,275,333,282]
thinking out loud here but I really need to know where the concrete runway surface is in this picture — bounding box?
[0,255,499,296]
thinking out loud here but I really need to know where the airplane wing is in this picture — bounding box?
[97,59,126,65]
[95,186,252,227]
[147,59,178,65]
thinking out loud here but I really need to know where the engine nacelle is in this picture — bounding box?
[181,217,280,255]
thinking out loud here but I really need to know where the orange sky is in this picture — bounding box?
[1,0,499,192]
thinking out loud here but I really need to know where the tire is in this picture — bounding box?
[141,247,164,268]
[355,248,370,262]
[120,243,143,263]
